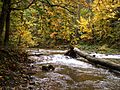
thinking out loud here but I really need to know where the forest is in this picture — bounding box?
[0,0,120,89]
[0,0,120,49]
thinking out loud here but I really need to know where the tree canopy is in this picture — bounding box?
[0,0,119,49]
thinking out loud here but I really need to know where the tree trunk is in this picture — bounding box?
[0,0,7,46]
[76,3,81,37]
[75,3,81,41]
[0,0,10,47]
[4,10,11,48]
[65,48,120,72]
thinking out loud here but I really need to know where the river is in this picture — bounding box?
[26,49,120,90]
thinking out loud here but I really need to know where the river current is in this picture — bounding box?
[28,49,120,90]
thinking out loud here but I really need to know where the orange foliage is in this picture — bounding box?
[50,32,58,38]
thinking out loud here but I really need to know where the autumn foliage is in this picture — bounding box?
[0,0,119,48]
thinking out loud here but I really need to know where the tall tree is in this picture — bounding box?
[0,0,10,46]
[4,0,11,47]
[0,0,36,47]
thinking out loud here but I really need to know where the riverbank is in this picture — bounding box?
[0,48,36,89]
[37,43,120,54]
[74,43,119,54]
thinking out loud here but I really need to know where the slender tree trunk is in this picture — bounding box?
[3,0,11,48]
[74,2,81,44]
[0,0,9,46]
[4,10,11,48]
[75,3,81,40]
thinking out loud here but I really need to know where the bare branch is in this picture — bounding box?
[11,0,36,11]
[41,0,76,15]
[57,5,76,15]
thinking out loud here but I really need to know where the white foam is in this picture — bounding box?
[35,54,93,68]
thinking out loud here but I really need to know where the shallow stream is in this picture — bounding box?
[28,49,120,90]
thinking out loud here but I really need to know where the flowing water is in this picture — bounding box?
[28,49,120,90]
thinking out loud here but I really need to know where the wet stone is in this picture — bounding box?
[21,84,27,87]
[23,78,28,82]
[28,86,34,90]
[29,81,35,85]
[29,76,35,80]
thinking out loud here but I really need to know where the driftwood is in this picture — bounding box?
[65,48,120,72]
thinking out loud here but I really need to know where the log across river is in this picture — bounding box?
[72,48,120,72]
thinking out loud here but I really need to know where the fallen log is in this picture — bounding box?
[28,53,43,56]
[65,48,120,72]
